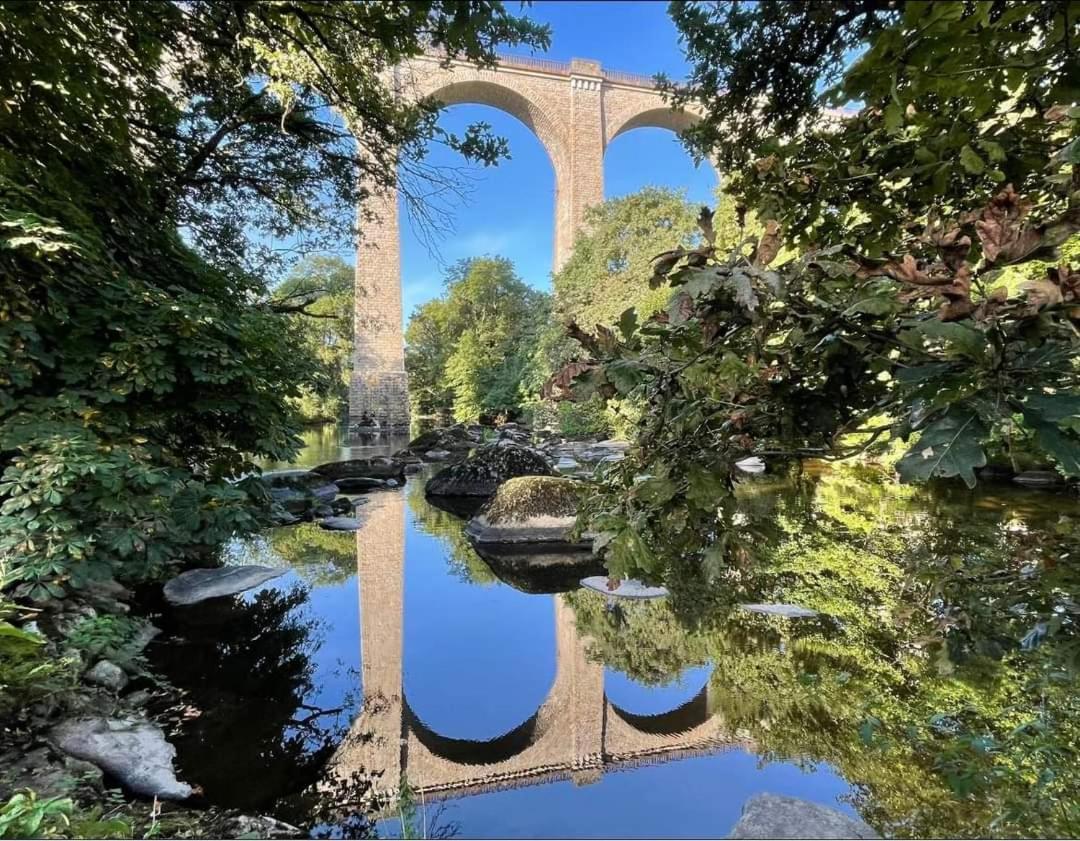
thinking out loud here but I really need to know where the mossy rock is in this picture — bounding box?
[465,476,591,548]
[426,444,553,498]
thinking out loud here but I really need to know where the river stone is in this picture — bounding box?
[728,793,877,839]
[51,717,193,801]
[465,476,588,546]
[580,577,669,600]
[312,457,405,482]
[741,603,819,619]
[84,660,128,691]
[425,449,452,461]
[263,470,339,502]
[1012,470,1065,488]
[334,477,387,493]
[319,516,361,531]
[427,443,554,498]
[163,566,285,606]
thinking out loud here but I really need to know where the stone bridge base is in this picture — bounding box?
[349,370,410,430]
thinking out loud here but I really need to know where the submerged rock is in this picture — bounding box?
[465,475,587,546]
[580,577,669,600]
[312,457,405,482]
[263,470,339,502]
[51,717,193,801]
[163,566,285,606]
[333,476,388,493]
[427,444,554,498]
[728,793,877,839]
[740,603,819,619]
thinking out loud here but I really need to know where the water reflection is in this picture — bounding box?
[155,434,1080,837]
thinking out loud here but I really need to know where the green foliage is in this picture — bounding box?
[405,257,550,422]
[272,256,355,423]
[0,790,75,840]
[0,1,548,600]
[406,478,497,586]
[0,606,74,716]
[64,614,152,674]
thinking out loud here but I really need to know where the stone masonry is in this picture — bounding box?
[351,53,706,427]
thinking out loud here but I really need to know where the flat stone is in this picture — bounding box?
[318,516,361,531]
[334,477,387,493]
[84,660,128,691]
[580,577,669,600]
[312,457,405,481]
[1012,470,1065,488]
[51,717,193,801]
[163,566,285,606]
[728,793,877,839]
[741,603,819,619]
[425,449,452,460]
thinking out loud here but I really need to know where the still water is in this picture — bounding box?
[151,424,1080,838]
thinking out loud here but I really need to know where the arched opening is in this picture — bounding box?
[603,663,714,722]
[603,123,717,206]
[401,524,556,741]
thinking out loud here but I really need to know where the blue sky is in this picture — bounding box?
[396,0,717,323]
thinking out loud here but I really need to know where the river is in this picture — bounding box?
[148,423,1080,838]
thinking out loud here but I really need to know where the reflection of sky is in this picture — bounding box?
[379,752,856,840]
[227,475,858,836]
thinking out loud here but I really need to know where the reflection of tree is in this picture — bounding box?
[406,478,496,586]
[565,591,710,686]
[578,463,1080,837]
[152,586,358,818]
[267,523,357,587]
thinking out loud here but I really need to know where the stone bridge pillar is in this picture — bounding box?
[350,183,410,431]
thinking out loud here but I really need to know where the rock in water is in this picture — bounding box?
[312,457,405,482]
[51,717,193,801]
[163,566,285,606]
[740,603,819,619]
[427,444,554,498]
[728,793,877,839]
[318,516,361,531]
[580,577,669,600]
[465,476,588,547]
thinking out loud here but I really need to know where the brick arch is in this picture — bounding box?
[422,79,569,179]
[605,104,700,147]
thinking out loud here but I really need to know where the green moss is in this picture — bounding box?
[484,476,584,523]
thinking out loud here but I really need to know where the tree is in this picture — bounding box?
[529,187,752,436]
[405,257,549,422]
[0,1,549,600]
[272,256,355,422]
[557,2,1079,586]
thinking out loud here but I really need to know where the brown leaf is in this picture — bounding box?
[975,184,1041,265]
[542,360,596,401]
[565,320,602,356]
[1045,104,1070,122]
[1021,278,1064,313]
[883,254,933,285]
[752,220,782,267]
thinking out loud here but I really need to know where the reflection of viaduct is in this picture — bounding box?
[327,491,742,811]
[350,52,706,427]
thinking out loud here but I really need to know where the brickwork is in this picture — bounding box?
[351,52,706,424]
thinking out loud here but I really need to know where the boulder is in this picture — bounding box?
[397,425,481,460]
[84,660,128,691]
[728,793,877,839]
[465,476,587,547]
[51,717,193,801]
[163,566,285,606]
[262,470,339,502]
[311,457,405,482]
[476,548,605,594]
[427,444,554,498]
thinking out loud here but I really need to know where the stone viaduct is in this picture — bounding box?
[350,52,704,428]
[324,491,744,814]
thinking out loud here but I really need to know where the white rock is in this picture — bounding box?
[163,566,285,606]
[52,717,193,801]
[735,456,766,474]
[580,577,669,600]
[728,793,877,838]
[84,660,128,691]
